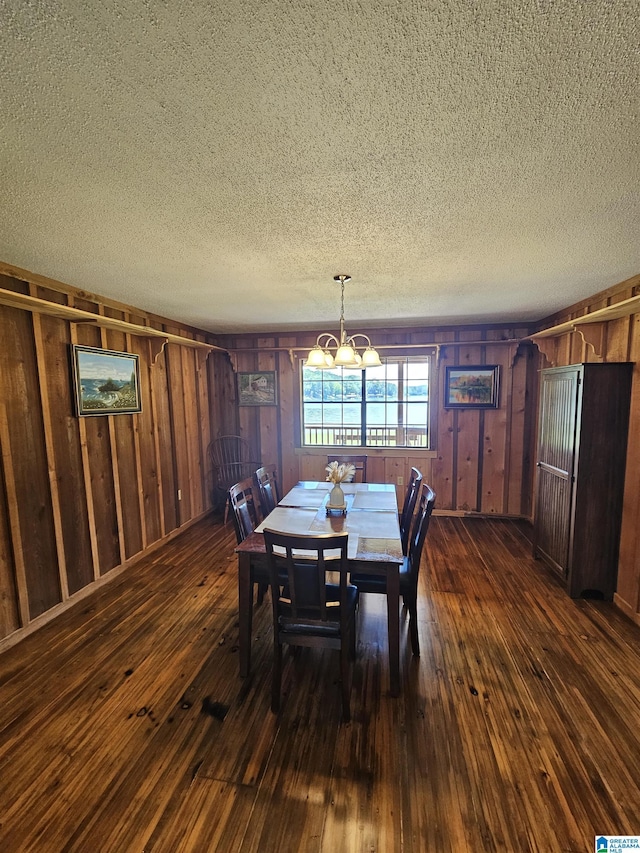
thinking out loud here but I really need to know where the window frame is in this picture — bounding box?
[299,354,435,450]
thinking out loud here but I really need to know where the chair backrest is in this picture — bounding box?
[399,467,423,555]
[255,464,279,517]
[263,529,350,630]
[209,435,259,490]
[326,455,367,483]
[228,478,259,543]
[407,483,436,583]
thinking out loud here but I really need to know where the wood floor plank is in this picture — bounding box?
[61,618,243,853]
[0,582,234,819]
[1,514,640,852]
[322,613,404,853]
[147,778,258,853]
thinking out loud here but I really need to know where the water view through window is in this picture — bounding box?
[302,357,430,447]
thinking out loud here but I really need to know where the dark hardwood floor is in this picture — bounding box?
[1,514,639,852]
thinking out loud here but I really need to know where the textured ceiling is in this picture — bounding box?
[1,1,639,333]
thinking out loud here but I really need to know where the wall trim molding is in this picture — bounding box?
[0,285,225,357]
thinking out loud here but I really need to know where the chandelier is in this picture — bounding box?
[304,275,382,370]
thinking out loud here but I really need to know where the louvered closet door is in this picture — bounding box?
[534,368,580,577]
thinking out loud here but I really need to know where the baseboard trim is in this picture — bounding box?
[613,592,640,627]
[433,509,531,521]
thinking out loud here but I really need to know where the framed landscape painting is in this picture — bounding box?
[72,345,142,416]
[237,371,278,406]
[444,365,500,409]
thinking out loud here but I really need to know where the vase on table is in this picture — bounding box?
[328,483,345,508]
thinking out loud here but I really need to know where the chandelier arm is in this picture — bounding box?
[315,332,340,348]
[345,333,373,348]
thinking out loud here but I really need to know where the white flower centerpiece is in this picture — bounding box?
[325,461,356,510]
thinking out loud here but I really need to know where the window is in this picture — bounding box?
[301,356,432,448]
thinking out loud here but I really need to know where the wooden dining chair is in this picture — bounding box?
[325,455,367,483]
[229,478,269,605]
[228,478,260,543]
[399,467,423,556]
[209,435,260,519]
[351,482,435,656]
[263,529,358,721]
[255,464,279,518]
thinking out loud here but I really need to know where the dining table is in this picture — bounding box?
[235,480,404,696]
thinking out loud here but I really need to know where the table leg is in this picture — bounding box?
[386,562,400,697]
[238,552,253,677]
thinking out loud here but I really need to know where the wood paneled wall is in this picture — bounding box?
[531,273,640,624]
[216,325,538,517]
[0,269,219,647]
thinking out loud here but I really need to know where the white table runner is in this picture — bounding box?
[280,483,398,511]
[256,505,400,560]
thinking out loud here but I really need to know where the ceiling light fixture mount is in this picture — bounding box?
[304,274,382,370]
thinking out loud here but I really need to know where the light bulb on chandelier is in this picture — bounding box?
[303,275,382,370]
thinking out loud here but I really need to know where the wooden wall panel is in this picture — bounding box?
[455,407,481,510]
[152,347,178,536]
[507,345,532,516]
[0,267,217,647]
[130,340,159,547]
[234,343,261,463]
[277,339,300,496]
[605,317,632,362]
[124,314,163,546]
[0,403,29,629]
[209,352,238,441]
[114,415,143,559]
[0,424,19,636]
[299,454,321,482]
[430,332,455,509]
[452,337,483,512]
[195,351,211,517]
[363,454,383,484]
[480,342,510,514]
[0,303,60,617]
[72,310,121,577]
[31,298,69,599]
[103,325,144,561]
[556,332,571,367]
[180,347,202,517]
[164,345,191,526]
[35,311,93,595]
[384,457,405,504]
[257,339,279,473]
[84,415,121,575]
[617,313,640,615]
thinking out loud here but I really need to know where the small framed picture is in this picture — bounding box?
[237,371,278,406]
[444,365,500,409]
[72,345,142,416]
